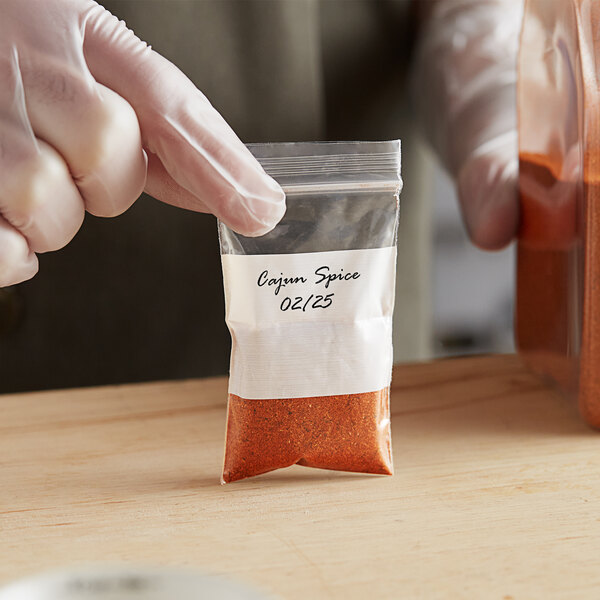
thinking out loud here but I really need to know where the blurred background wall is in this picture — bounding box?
[428,152,515,359]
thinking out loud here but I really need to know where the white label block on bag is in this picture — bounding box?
[221,247,396,399]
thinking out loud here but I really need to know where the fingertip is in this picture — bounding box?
[0,220,39,287]
[12,253,39,286]
[82,158,146,218]
[457,156,519,251]
[466,202,518,250]
[247,181,287,236]
[224,185,286,238]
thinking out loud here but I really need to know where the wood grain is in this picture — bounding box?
[1,355,600,599]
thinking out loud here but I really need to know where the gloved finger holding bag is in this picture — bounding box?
[0,0,285,287]
[413,0,524,250]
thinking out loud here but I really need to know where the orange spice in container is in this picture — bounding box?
[219,141,401,483]
[516,0,600,425]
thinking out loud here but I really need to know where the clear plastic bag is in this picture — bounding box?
[516,0,600,425]
[219,141,402,482]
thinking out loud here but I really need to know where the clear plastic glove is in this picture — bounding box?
[0,0,285,287]
[412,0,524,250]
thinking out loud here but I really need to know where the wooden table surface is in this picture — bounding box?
[2,354,600,599]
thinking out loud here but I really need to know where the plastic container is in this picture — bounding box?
[516,0,600,425]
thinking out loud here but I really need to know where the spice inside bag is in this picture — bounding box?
[219,140,402,483]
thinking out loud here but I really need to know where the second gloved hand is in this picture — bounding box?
[0,0,285,287]
[413,0,523,250]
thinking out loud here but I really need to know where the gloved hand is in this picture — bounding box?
[0,0,285,287]
[412,0,523,250]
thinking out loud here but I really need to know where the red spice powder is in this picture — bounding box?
[516,152,600,427]
[578,175,600,426]
[517,0,600,427]
[222,389,393,483]
[516,153,581,391]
